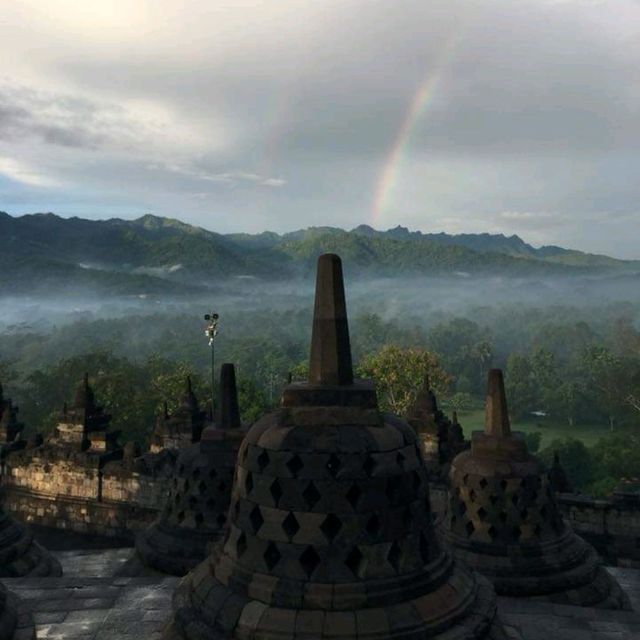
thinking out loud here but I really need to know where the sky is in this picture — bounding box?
[1,0,640,258]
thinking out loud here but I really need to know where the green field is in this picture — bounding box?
[453,408,613,449]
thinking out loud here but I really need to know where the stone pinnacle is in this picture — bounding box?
[216,363,240,430]
[308,253,353,386]
[485,368,511,438]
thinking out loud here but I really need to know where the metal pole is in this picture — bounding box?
[211,339,215,421]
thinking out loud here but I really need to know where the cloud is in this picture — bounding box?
[0,0,639,257]
[0,156,58,188]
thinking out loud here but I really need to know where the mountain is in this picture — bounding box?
[1,212,638,296]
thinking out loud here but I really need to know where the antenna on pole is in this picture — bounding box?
[204,311,219,421]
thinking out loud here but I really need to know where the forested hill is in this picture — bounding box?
[1,212,638,295]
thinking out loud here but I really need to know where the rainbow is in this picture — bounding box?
[371,35,461,227]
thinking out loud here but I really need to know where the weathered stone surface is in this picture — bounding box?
[164,254,505,639]
[439,369,629,610]
[135,365,245,576]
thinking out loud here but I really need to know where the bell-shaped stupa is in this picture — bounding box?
[164,254,506,640]
[0,583,36,639]
[439,369,628,608]
[136,363,245,575]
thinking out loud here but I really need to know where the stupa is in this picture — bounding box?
[405,377,467,479]
[439,369,628,608]
[164,254,506,639]
[149,377,207,453]
[0,583,35,639]
[136,363,245,575]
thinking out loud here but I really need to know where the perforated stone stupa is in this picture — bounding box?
[164,254,507,640]
[405,376,467,479]
[439,368,629,609]
[0,583,35,640]
[136,363,245,575]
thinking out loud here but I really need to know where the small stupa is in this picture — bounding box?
[439,369,629,608]
[149,377,207,453]
[163,254,506,640]
[136,363,245,575]
[549,452,573,494]
[0,582,36,639]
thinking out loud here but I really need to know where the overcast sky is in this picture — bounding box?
[1,0,639,257]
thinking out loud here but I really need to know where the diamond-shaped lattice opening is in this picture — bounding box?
[242,446,249,462]
[402,506,413,528]
[479,478,488,489]
[320,514,342,542]
[363,455,377,477]
[500,479,508,492]
[511,494,519,506]
[257,450,270,472]
[520,508,528,519]
[282,512,300,540]
[346,483,362,509]
[540,505,548,519]
[184,480,190,492]
[198,481,207,494]
[216,514,226,527]
[326,453,341,477]
[488,525,498,540]
[534,524,542,537]
[489,494,498,506]
[300,546,321,578]
[189,496,197,507]
[233,500,241,520]
[512,526,522,540]
[387,541,402,573]
[173,478,178,488]
[469,489,476,503]
[236,532,247,557]
[206,497,216,510]
[249,505,264,534]
[345,546,364,577]
[179,465,185,474]
[412,470,421,491]
[462,474,469,486]
[465,520,475,536]
[450,515,457,525]
[209,468,217,479]
[287,454,304,477]
[264,542,281,571]
[245,472,254,494]
[177,511,185,524]
[499,511,508,524]
[477,507,488,521]
[396,451,406,468]
[458,501,467,515]
[192,468,201,480]
[218,480,227,492]
[195,513,204,527]
[302,481,321,509]
[270,479,283,506]
[366,514,381,536]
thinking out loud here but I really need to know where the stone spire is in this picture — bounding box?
[308,253,353,386]
[439,368,629,609]
[181,376,199,411]
[485,368,511,438]
[163,254,506,640]
[136,363,245,576]
[74,372,95,411]
[216,363,240,430]
[550,451,572,493]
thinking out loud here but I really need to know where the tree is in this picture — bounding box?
[357,344,452,415]
[505,353,536,419]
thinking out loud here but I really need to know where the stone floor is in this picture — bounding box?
[3,548,640,639]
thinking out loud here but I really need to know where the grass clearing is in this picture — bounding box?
[452,408,614,449]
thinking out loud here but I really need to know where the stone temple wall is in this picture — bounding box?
[555,493,640,567]
[1,450,172,540]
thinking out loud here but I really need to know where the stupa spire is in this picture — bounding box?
[308,253,353,386]
[216,363,240,430]
[485,368,511,438]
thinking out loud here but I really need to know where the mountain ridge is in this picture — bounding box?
[1,211,638,296]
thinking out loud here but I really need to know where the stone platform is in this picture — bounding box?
[2,549,640,640]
